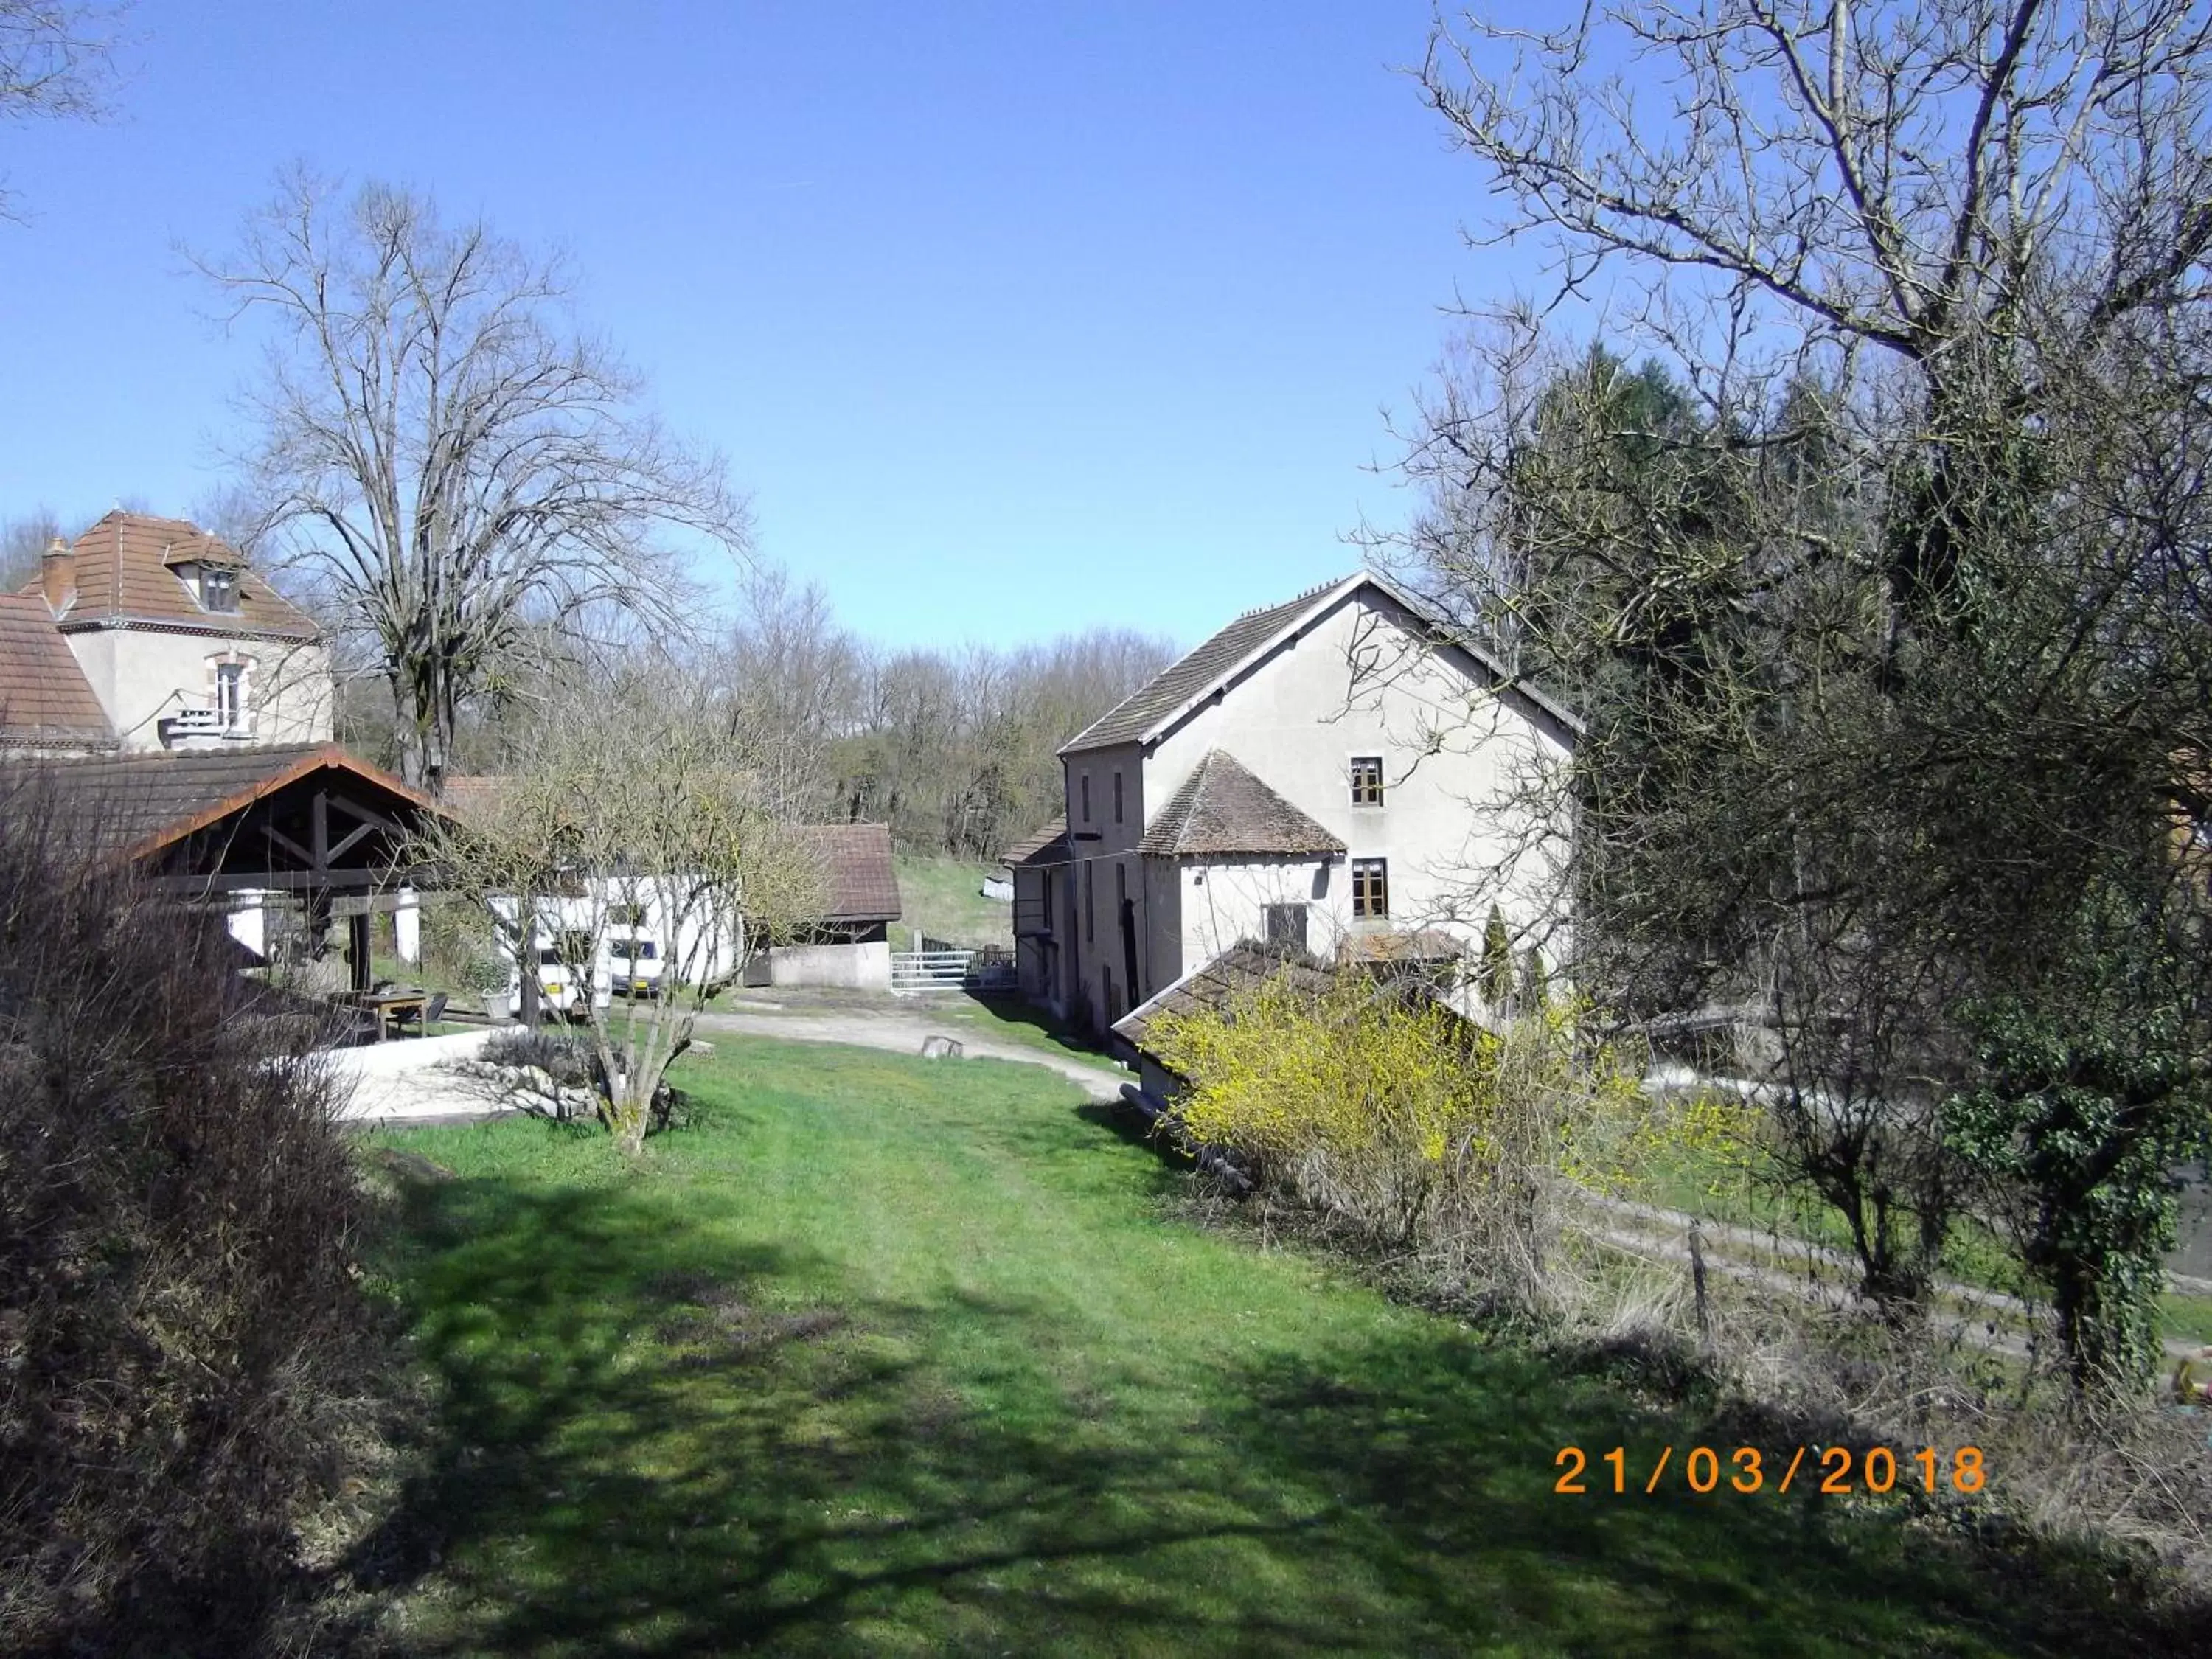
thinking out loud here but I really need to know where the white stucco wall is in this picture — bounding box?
[1061,582,1575,1027]
[759,939,891,990]
[1145,586,1572,967]
[65,627,334,751]
[1178,855,1337,968]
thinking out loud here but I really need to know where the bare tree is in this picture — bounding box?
[414,667,824,1155]
[0,504,62,588]
[195,171,753,790]
[0,1,123,222]
[1386,1,2212,1328]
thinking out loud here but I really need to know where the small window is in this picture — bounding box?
[1085,862,1094,942]
[215,662,246,730]
[1113,770,1124,824]
[1350,756,1384,807]
[200,567,239,613]
[1115,862,1126,908]
[1263,902,1308,952]
[1351,858,1389,919]
[1081,773,1091,824]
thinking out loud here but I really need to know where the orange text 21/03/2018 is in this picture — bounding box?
[1553,1444,1986,1496]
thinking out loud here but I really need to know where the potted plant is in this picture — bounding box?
[465,952,515,1020]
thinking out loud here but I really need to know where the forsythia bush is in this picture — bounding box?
[1149,971,1664,1301]
[1159,973,1761,1310]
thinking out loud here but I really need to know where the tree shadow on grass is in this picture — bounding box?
[1206,1329,2200,1657]
[358,1144,2200,1657]
[358,1172,1343,1655]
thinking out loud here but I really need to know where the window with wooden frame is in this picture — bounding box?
[1351,858,1389,919]
[1113,770,1124,824]
[199,566,240,613]
[1349,756,1384,807]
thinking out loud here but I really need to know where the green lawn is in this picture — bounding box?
[892,852,1012,949]
[362,1039,2184,1655]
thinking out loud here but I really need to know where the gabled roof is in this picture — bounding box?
[23,742,439,861]
[27,511,320,641]
[1060,569,1580,757]
[1138,750,1346,859]
[800,823,902,923]
[0,594,115,748]
[1113,938,1337,1057]
[1003,815,1068,868]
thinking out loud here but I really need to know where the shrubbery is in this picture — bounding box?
[1148,971,1691,1309]
[0,779,376,1654]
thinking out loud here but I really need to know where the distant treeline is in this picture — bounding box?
[717,571,1175,861]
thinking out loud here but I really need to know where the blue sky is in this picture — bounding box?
[0,1,1547,653]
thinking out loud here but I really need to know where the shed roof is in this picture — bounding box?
[0,594,115,748]
[28,511,320,641]
[21,742,439,861]
[1138,751,1345,859]
[1003,815,1069,868]
[1112,938,1338,1057]
[799,823,902,923]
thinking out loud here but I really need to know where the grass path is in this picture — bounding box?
[366,1038,2186,1655]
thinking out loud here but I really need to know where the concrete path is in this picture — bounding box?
[688,1006,1129,1103]
[329,1029,520,1126]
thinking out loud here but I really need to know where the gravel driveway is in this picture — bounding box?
[336,1001,1129,1127]
[688,1005,1127,1102]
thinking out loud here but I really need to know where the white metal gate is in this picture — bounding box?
[890,948,973,991]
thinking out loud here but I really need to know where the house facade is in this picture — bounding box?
[1015,571,1577,1034]
[1,512,332,754]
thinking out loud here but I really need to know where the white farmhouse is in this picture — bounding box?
[1,512,332,754]
[1010,571,1577,1034]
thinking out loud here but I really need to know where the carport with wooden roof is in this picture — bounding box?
[39,742,454,992]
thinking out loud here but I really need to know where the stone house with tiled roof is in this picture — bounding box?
[1012,571,1577,1034]
[1,511,331,754]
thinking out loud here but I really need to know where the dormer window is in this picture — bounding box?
[199,567,239,613]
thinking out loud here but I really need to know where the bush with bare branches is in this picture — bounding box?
[0,771,377,1653]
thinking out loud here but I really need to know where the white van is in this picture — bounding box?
[512,937,612,1020]
[606,930,666,999]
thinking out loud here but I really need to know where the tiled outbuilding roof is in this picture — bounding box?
[1002,815,1068,868]
[1138,751,1346,859]
[29,512,320,641]
[0,594,114,748]
[1112,938,1337,1057]
[799,823,902,922]
[20,742,436,860]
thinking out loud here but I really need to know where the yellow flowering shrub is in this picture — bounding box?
[1147,968,1731,1298]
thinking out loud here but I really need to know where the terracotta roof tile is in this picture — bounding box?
[1138,750,1345,859]
[15,743,425,859]
[1113,939,1337,1056]
[29,511,320,641]
[0,595,115,747]
[801,823,902,922]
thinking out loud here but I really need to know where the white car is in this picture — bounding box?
[607,931,666,999]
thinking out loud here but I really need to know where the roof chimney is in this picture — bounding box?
[40,536,73,616]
